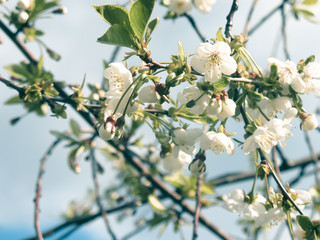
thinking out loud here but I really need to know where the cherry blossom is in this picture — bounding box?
[200,131,235,155]
[191,42,237,83]
[194,0,216,13]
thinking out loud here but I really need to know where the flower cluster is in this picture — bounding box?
[222,188,311,229]
[164,0,216,15]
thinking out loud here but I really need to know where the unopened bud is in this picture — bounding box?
[189,159,206,176]
[301,113,318,131]
[52,6,68,14]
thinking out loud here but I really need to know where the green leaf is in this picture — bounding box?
[148,194,166,214]
[70,119,81,138]
[297,215,314,232]
[178,41,185,62]
[145,17,159,43]
[4,63,32,79]
[93,4,132,32]
[286,211,294,239]
[97,24,138,50]
[129,0,156,41]
[213,76,230,90]
[296,8,315,18]
[5,96,22,105]
[215,27,225,42]
[302,0,318,5]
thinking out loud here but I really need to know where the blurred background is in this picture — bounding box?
[1,0,320,239]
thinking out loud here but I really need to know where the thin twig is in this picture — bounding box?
[183,13,206,42]
[25,199,146,240]
[224,0,239,39]
[272,147,282,182]
[0,75,25,96]
[120,225,148,240]
[0,19,37,64]
[56,224,82,240]
[280,2,290,60]
[243,0,259,38]
[303,130,320,186]
[90,149,117,240]
[34,138,62,240]
[192,175,203,240]
[248,2,285,36]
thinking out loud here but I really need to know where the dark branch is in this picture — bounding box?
[225,0,239,39]
[183,13,206,42]
[192,175,202,240]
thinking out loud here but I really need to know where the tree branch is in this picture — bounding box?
[243,0,259,38]
[183,13,206,42]
[192,175,202,240]
[90,149,117,240]
[224,0,239,39]
[34,138,62,240]
[248,2,285,36]
[280,2,290,60]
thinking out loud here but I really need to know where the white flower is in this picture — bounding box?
[257,97,293,120]
[206,98,222,115]
[18,11,29,23]
[163,146,192,171]
[200,131,235,155]
[98,121,116,140]
[217,98,236,121]
[291,189,312,210]
[169,0,192,15]
[106,92,138,117]
[18,0,31,9]
[138,85,160,103]
[268,57,305,93]
[302,113,318,131]
[194,0,216,13]
[104,63,133,96]
[223,189,266,220]
[255,207,286,228]
[243,108,296,154]
[191,42,237,83]
[177,85,210,114]
[172,128,203,155]
[0,0,7,3]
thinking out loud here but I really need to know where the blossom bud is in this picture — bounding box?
[301,113,318,131]
[98,116,116,140]
[156,132,170,144]
[52,6,68,14]
[18,11,29,23]
[189,159,206,176]
[18,0,31,9]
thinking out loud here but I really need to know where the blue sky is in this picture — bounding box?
[1,0,320,239]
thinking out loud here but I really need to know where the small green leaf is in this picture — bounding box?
[178,41,185,62]
[213,76,230,90]
[4,63,32,79]
[145,17,159,43]
[93,4,132,32]
[215,28,225,42]
[70,119,81,138]
[148,194,166,214]
[302,0,318,5]
[5,96,22,105]
[129,0,156,41]
[296,8,315,18]
[286,211,295,239]
[297,215,314,232]
[97,24,138,50]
